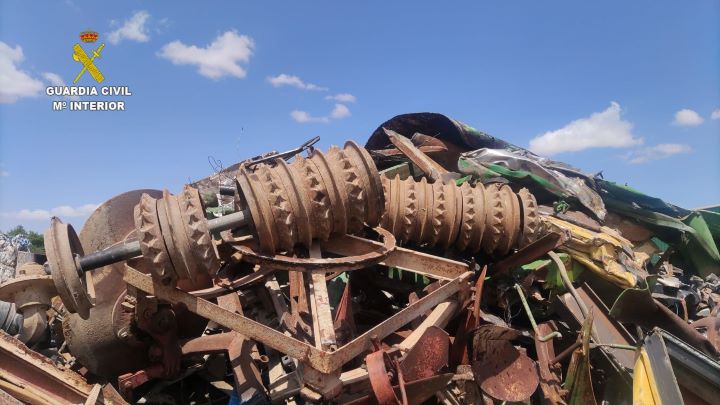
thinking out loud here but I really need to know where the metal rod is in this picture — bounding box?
[78,240,141,271]
[514,283,563,342]
[207,209,249,233]
[78,209,251,272]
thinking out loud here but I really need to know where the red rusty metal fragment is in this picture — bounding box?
[449,266,487,367]
[492,231,569,276]
[471,324,539,402]
[399,326,449,381]
[367,350,403,405]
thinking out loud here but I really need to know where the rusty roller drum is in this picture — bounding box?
[236,141,384,254]
[135,187,219,284]
[380,176,539,255]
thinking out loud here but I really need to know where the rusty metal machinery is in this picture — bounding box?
[235,141,384,253]
[34,137,557,402]
[44,141,385,318]
[380,175,540,255]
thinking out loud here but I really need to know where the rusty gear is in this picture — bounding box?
[134,189,220,283]
[481,184,505,255]
[517,188,540,248]
[381,176,531,255]
[495,184,521,256]
[179,186,220,275]
[236,142,383,253]
[135,193,175,284]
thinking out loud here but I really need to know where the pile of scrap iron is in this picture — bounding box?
[1,113,719,405]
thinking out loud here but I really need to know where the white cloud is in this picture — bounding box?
[0,42,44,103]
[325,93,356,103]
[158,31,254,79]
[42,72,79,101]
[0,170,8,177]
[1,204,99,221]
[267,74,328,91]
[107,11,151,44]
[711,109,720,120]
[673,109,704,127]
[290,103,351,124]
[290,110,329,123]
[528,102,642,156]
[625,143,691,164]
[330,103,351,119]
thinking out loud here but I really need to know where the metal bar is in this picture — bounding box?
[78,208,251,273]
[322,235,468,280]
[206,208,250,233]
[658,328,720,403]
[309,244,337,351]
[397,300,458,351]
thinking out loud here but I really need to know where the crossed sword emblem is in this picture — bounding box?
[73,43,105,84]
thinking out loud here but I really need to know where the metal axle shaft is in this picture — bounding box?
[77,209,250,272]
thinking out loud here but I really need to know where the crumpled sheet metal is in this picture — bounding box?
[542,215,643,288]
[458,148,607,220]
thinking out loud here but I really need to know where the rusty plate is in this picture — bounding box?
[399,325,449,381]
[471,324,539,402]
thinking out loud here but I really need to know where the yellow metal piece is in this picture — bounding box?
[633,348,662,405]
[72,43,105,84]
[542,216,639,289]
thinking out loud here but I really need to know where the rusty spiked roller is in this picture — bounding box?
[45,141,386,318]
[44,185,224,319]
[380,175,540,255]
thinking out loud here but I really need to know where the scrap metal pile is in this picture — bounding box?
[1,113,719,404]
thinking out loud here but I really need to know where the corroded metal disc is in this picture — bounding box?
[135,193,175,284]
[517,188,540,248]
[45,218,94,319]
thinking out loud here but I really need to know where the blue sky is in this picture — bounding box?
[1,1,719,232]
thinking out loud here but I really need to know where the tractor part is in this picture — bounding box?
[235,140,383,254]
[380,175,539,255]
[62,189,209,378]
[45,141,383,316]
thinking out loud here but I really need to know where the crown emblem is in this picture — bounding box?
[80,30,99,43]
